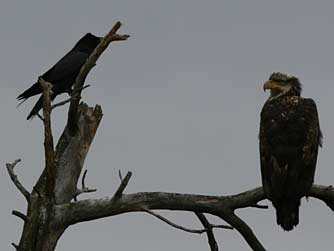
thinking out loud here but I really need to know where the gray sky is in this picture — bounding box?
[1,0,334,250]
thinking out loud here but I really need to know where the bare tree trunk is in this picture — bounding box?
[16,103,102,251]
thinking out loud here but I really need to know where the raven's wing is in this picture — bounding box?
[17,50,88,101]
[17,82,43,100]
[42,50,88,83]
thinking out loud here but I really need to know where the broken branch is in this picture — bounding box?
[113,171,132,200]
[12,210,27,222]
[5,159,30,202]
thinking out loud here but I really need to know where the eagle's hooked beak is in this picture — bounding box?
[263,81,280,92]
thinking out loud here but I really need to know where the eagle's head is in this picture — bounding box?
[263,72,302,99]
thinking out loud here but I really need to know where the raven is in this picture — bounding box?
[17,33,101,120]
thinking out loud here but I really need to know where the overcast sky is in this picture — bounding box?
[1,1,334,250]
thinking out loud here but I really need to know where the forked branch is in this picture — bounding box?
[74,170,97,201]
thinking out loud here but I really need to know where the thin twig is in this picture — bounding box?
[51,85,91,110]
[11,243,18,250]
[74,170,97,200]
[74,187,97,200]
[113,171,132,200]
[82,169,88,188]
[51,98,71,110]
[143,209,231,235]
[12,210,27,222]
[144,209,207,234]
[118,170,123,182]
[36,112,44,121]
[5,159,30,202]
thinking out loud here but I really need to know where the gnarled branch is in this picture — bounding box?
[54,183,334,251]
[55,188,265,250]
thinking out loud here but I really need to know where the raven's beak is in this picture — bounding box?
[263,81,280,92]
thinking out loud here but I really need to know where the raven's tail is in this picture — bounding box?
[27,95,43,120]
[17,82,42,100]
[275,199,300,231]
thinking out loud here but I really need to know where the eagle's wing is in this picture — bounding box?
[259,98,322,199]
[298,98,322,190]
[259,104,273,198]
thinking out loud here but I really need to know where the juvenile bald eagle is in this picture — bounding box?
[259,72,322,231]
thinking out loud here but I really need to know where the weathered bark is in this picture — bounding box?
[16,103,102,251]
[54,104,102,204]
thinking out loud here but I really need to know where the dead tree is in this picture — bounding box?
[5,22,334,251]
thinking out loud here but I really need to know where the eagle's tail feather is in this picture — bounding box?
[275,199,300,231]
